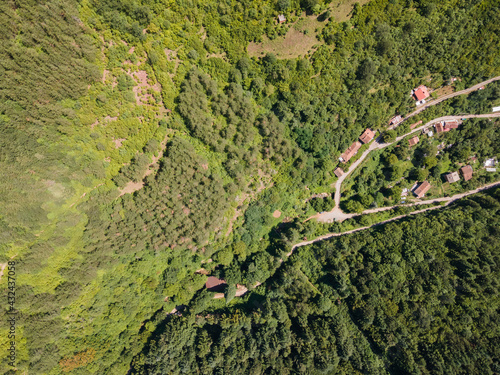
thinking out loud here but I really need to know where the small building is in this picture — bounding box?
[410,120,423,129]
[408,136,419,147]
[460,165,473,181]
[435,122,445,133]
[486,167,497,172]
[359,128,376,144]
[206,276,227,292]
[277,14,286,23]
[334,167,344,177]
[484,158,497,167]
[339,141,362,163]
[413,85,430,101]
[493,106,500,113]
[414,181,431,198]
[389,115,403,126]
[444,119,460,129]
[445,171,460,183]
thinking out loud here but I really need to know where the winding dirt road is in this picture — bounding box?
[317,112,500,223]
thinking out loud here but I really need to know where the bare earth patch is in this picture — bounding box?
[119,181,144,196]
[128,70,162,105]
[113,138,126,148]
[273,210,282,218]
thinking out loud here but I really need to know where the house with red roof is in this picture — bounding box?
[359,128,376,144]
[460,165,473,181]
[408,136,419,147]
[414,181,431,198]
[339,141,362,163]
[413,85,430,101]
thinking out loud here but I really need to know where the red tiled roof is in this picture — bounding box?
[460,165,473,181]
[359,128,375,144]
[408,136,419,146]
[206,276,227,291]
[435,122,444,133]
[444,120,459,129]
[334,167,344,177]
[414,181,431,198]
[410,120,423,129]
[340,141,362,163]
[413,85,430,101]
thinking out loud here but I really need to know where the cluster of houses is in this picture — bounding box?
[338,128,376,164]
[412,165,474,199]
[435,119,460,133]
[445,165,473,183]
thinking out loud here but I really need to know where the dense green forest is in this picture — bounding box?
[133,189,500,374]
[0,0,499,373]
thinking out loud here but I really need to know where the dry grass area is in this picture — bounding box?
[247,0,370,59]
[329,0,371,22]
[247,27,320,59]
[433,85,455,97]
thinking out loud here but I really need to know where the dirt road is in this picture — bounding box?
[314,112,500,222]
[293,181,500,251]
[390,76,500,129]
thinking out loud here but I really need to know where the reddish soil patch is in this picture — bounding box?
[128,70,162,105]
[113,138,126,148]
[272,210,282,218]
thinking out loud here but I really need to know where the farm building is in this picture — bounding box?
[413,85,430,101]
[414,181,431,198]
[339,141,362,163]
[445,171,460,183]
[460,165,473,181]
[408,136,419,146]
[359,128,376,144]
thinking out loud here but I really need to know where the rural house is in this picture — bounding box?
[206,276,227,292]
[445,171,460,183]
[389,115,402,126]
[460,165,473,181]
[444,119,460,129]
[359,128,376,144]
[408,136,419,147]
[334,167,344,177]
[414,181,431,198]
[278,14,286,23]
[339,141,362,163]
[435,122,445,133]
[413,85,430,101]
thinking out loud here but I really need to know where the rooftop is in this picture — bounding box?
[339,141,362,163]
[359,128,376,144]
[460,165,473,181]
[435,122,445,133]
[445,171,460,183]
[334,167,344,177]
[414,181,431,198]
[408,136,419,146]
[413,85,430,101]
[206,276,227,292]
[444,119,460,129]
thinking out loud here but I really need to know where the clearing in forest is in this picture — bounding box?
[247,0,369,58]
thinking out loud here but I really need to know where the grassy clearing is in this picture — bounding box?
[247,25,321,59]
[247,0,369,59]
